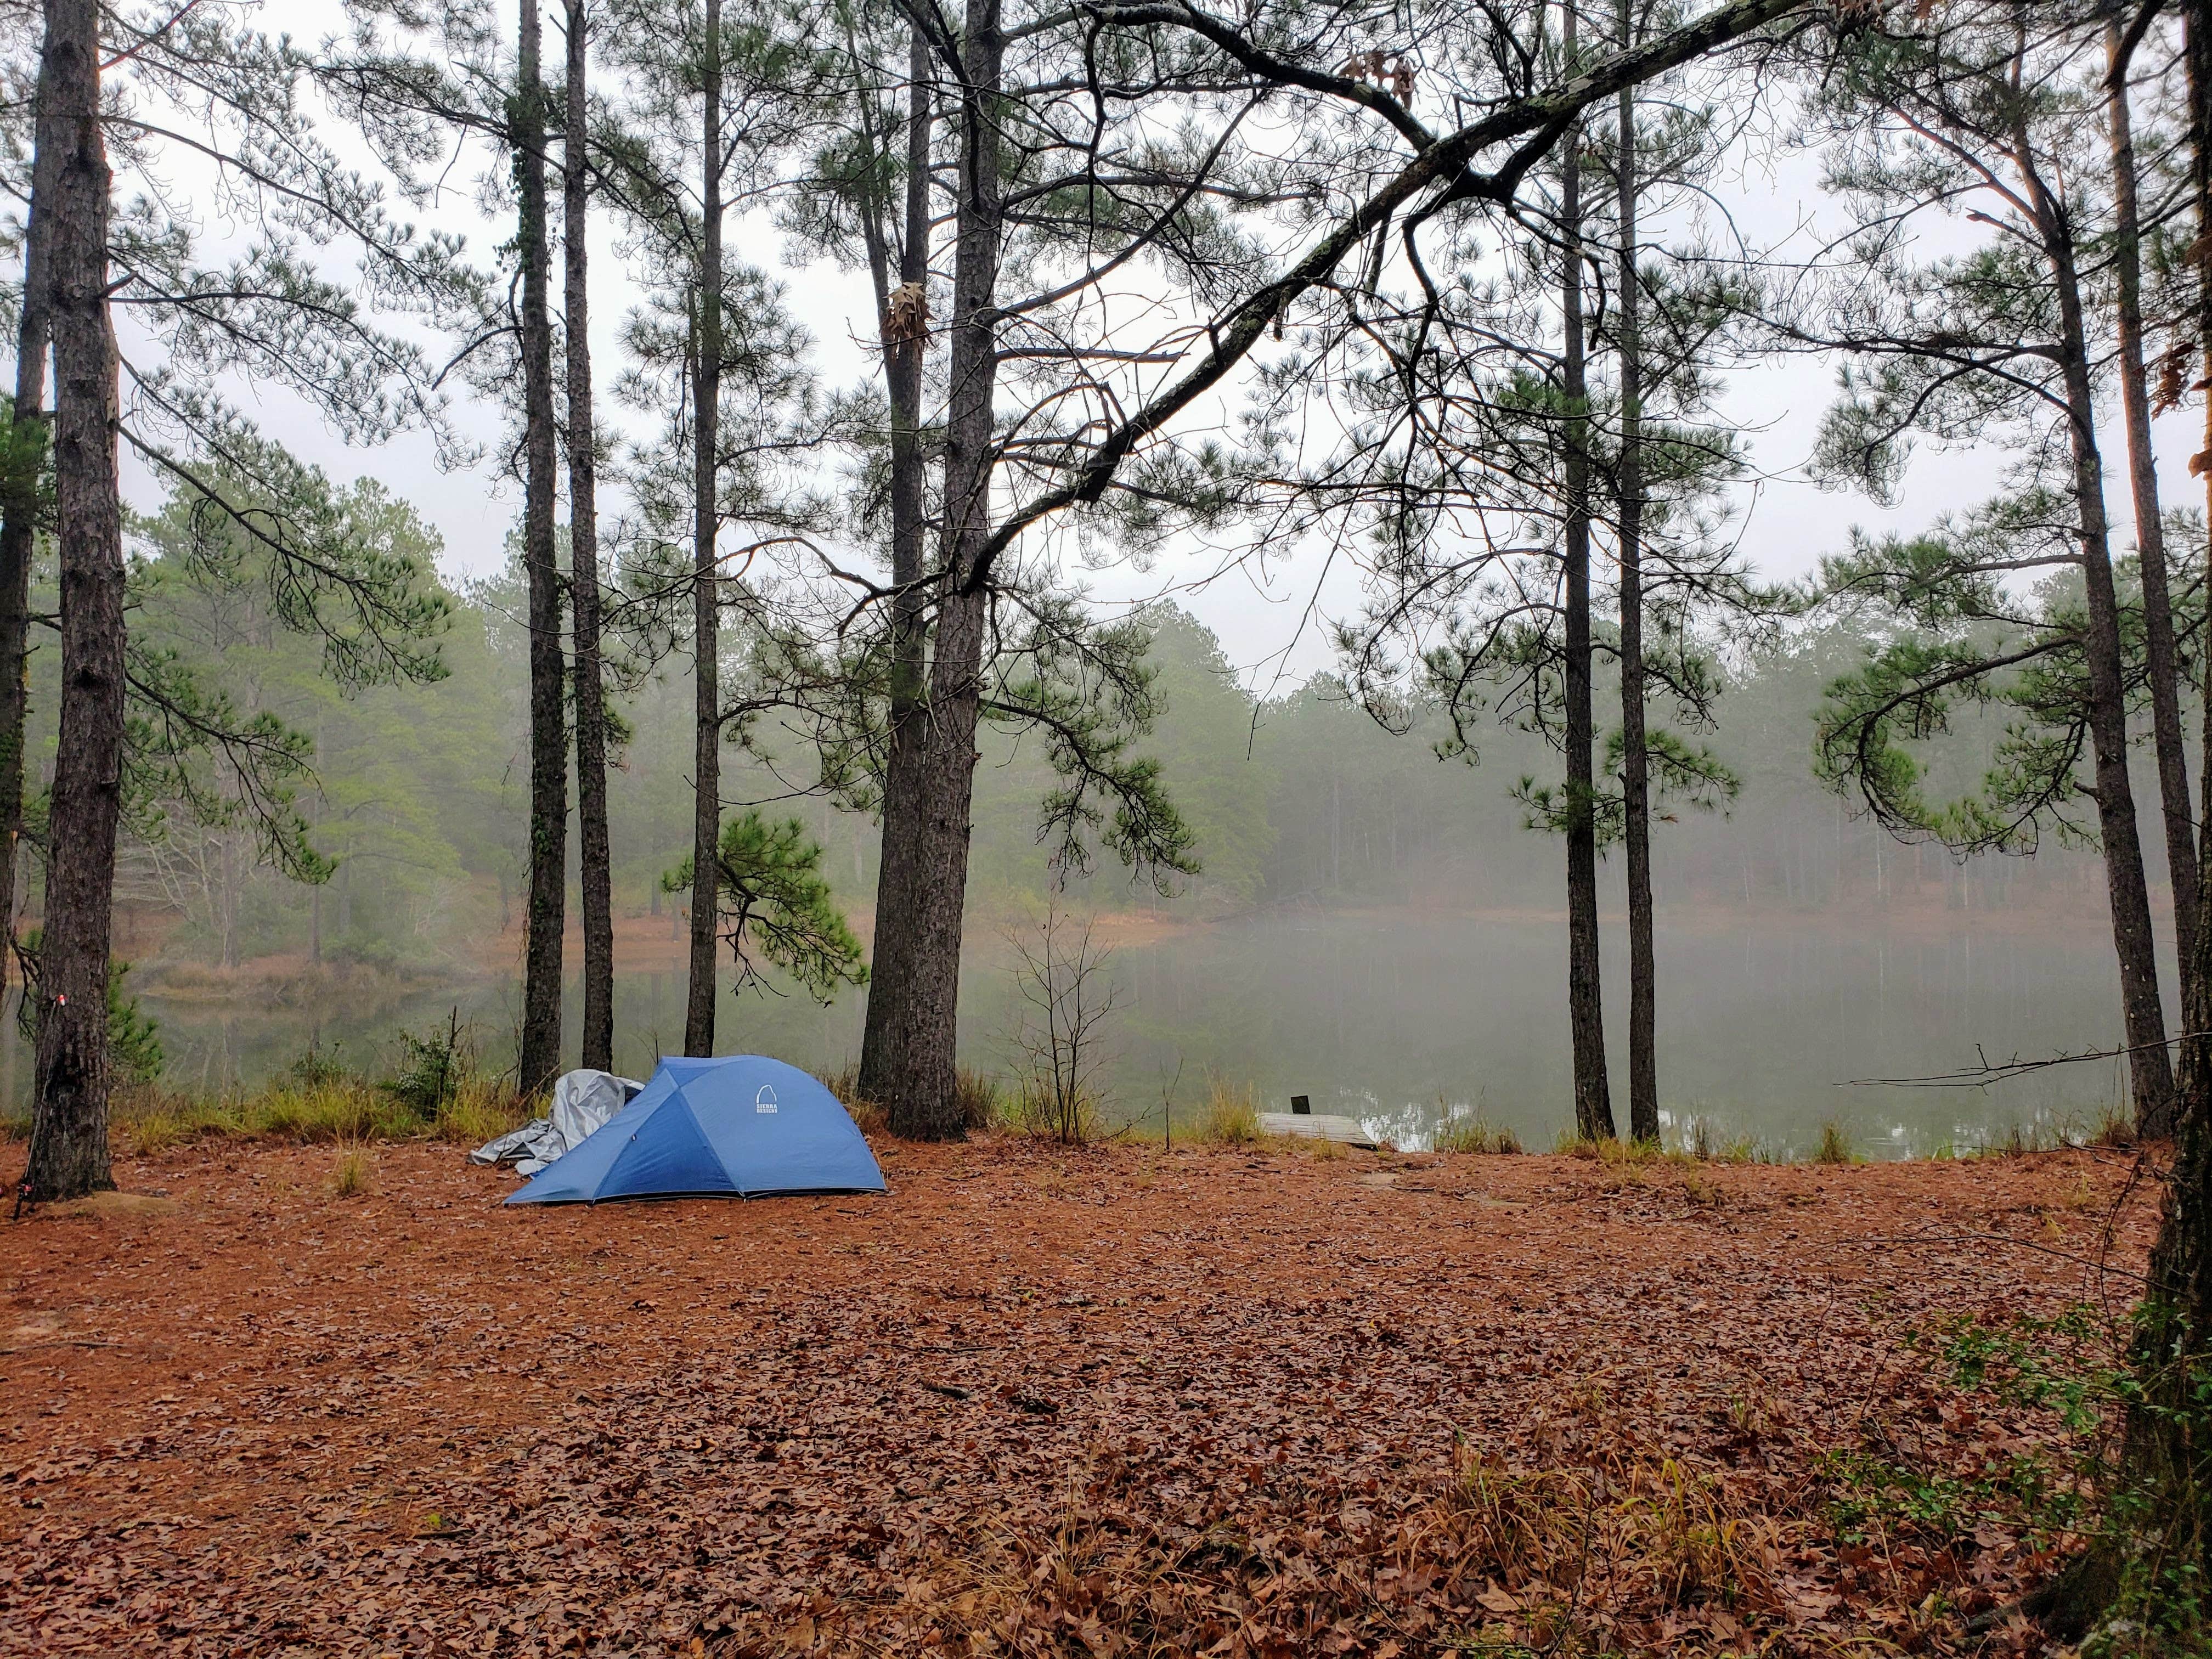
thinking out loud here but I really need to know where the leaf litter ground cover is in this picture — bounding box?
[0,1137,2156,1657]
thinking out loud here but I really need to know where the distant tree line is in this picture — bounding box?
[31,555,2142,993]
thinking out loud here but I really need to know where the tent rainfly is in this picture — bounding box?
[505,1056,885,1205]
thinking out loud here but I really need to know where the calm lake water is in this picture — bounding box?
[66,905,2141,1160]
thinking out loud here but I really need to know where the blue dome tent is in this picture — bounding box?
[506,1056,885,1204]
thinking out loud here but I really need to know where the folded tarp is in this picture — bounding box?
[471,1068,644,1175]
[505,1054,885,1205]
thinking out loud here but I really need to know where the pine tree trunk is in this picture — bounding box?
[0,43,57,995]
[25,0,120,1203]
[1558,0,1612,1146]
[857,26,936,1115]
[684,0,724,1058]
[2109,17,2196,989]
[2145,0,2212,1555]
[1616,0,1657,1145]
[516,0,568,1096]
[2042,170,2174,1136]
[565,0,614,1075]
[2186,13,2212,1116]
[872,0,1001,1141]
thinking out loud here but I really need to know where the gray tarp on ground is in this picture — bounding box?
[470,1069,645,1175]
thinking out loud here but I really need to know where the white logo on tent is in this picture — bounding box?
[756,1085,778,1114]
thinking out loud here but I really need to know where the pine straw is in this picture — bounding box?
[2,1140,2136,1658]
[707,1382,2075,1658]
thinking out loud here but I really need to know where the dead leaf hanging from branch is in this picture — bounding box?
[884,281,932,348]
[1338,49,1417,104]
[2152,339,2191,416]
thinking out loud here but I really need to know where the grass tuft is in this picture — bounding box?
[1680,1168,1726,1208]
[1558,1132,1665,1165]
[820,1061,1000,1137]
[1718,1132,1776,1165]
[330,1143,375,1198]
[122,1099,190,1156]
[1436,1114,1522,1155]
[821,1062,887,1136]
[1979,1121,2063,1159]
[1813,1120,1855,1165]
[2080,1102,2135,1150]
[97,1054,531,1158]
[1195,1078,1262,1145]
[1006,1079,1101,1144]
[436,1080,528,1146]
[955,1069,1006,1133]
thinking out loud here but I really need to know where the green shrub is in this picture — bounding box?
[290,1040,353,1087]
[1817,1306,2112,1562]
[106,962,163,1085]
[381,1010,466,1121]
[16,931,163,1085]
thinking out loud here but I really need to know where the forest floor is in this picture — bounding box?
[0,1136,2159,1658]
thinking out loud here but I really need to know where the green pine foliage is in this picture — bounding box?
[104,961,163,1087]
[665,812,868,1002]
[1811,496,2121,856]
[13,932,161,1086]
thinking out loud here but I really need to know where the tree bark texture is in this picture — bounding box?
[684,0,724,1058]
[0,42,57,994]
[2108,16,2196,983]
[857,26,936,1114]
[1616,0,1657,1146]
[565,0,614,1075]
[1558,0,1613,1147]
[25,0,120,1202]
[517,0,568,1097]
[872,0,1002,1140]
[2045,180,2174,1136]
[2137,11,2212,1590]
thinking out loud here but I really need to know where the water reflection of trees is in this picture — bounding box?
[103,905,2129,1156]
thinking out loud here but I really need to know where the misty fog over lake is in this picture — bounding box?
[29,602,2154,1159]
[92,893,2135,1159]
